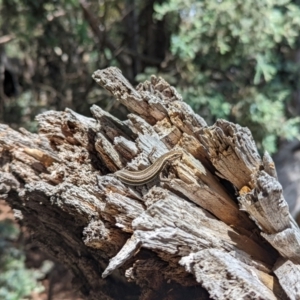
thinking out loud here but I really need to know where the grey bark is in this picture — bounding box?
[1,67,299,299]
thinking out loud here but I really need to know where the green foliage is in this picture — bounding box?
[0,0,98,128]
[155,0,300,153]
[2,0,300,153]
[0,220,44,300]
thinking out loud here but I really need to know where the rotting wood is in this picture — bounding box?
[0,67,299,299]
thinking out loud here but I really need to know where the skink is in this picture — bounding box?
[114,150,183,186]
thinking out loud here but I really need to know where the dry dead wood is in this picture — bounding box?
[1,67,300,299]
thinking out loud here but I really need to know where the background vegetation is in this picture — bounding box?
[1,0,300,153]
[1,0,300,298]
[0,220,45,299]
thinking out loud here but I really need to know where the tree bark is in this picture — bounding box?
[1,67,300,299]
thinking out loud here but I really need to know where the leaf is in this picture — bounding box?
[254,55,277,84]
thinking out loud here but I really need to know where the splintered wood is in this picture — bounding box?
[0,67,299,299]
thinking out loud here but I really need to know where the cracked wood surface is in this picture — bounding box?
[0,67,299,299]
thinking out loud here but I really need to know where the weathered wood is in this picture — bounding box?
[180,249,279,300]
[273,258,300,299]
[1,67,299,299]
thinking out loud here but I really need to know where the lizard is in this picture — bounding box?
[114,150,183,186]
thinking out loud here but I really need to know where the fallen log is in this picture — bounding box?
[1,67,299,299]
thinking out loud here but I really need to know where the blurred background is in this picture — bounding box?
[1,0,300,298]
